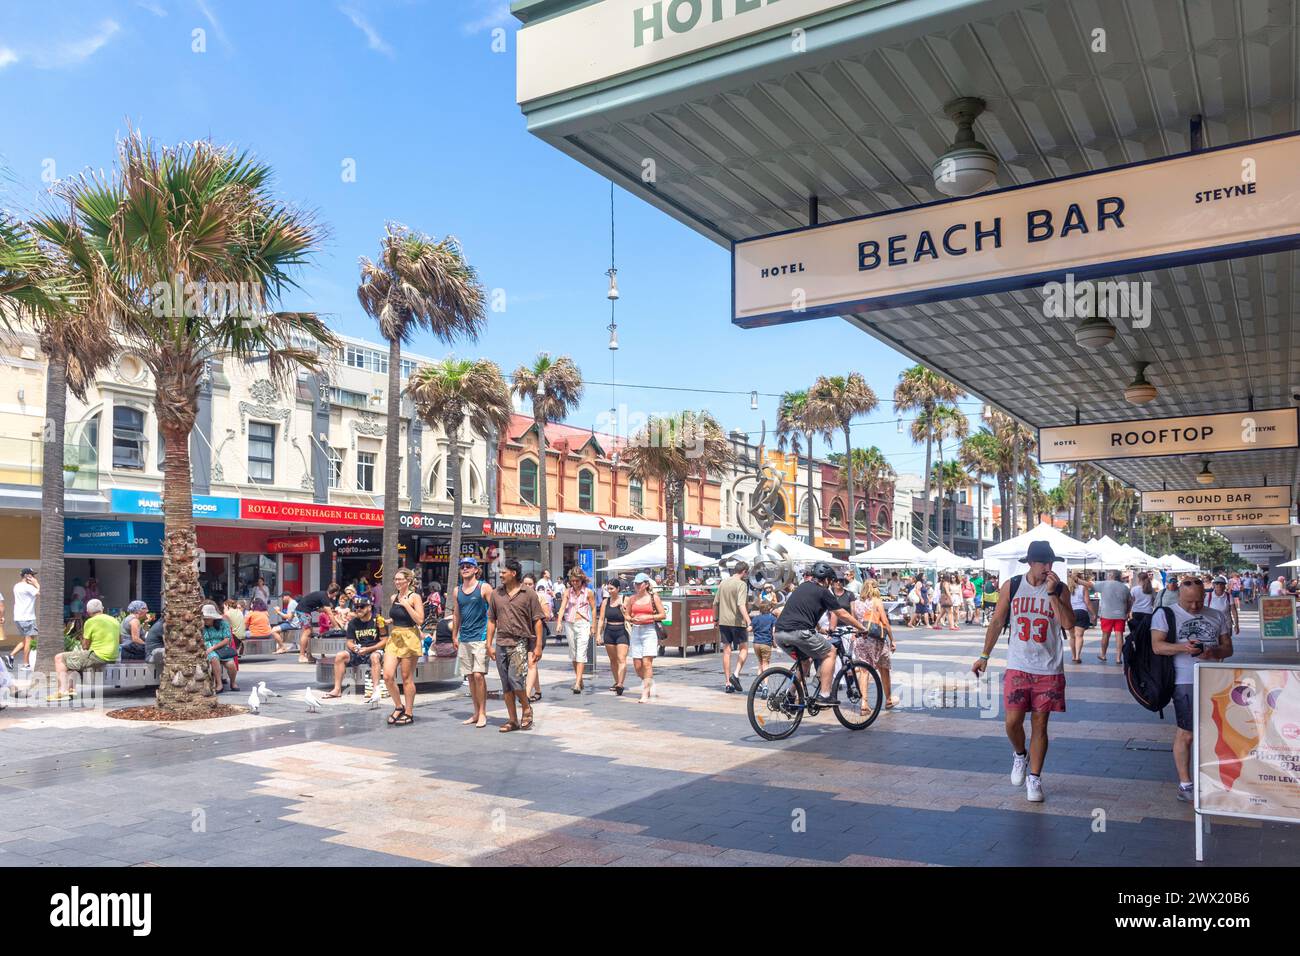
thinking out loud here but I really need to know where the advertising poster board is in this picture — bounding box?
[1194,663,1300,860]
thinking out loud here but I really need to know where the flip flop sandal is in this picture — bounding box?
[323,691,344,699]
[393,713,414,726]
[386,707,407,725]
[528,692,542,703]
[499,721,519,733]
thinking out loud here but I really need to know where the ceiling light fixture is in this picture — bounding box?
[1075,312,1117,348]
[932,96,998,197]
[1196,460,1215,485]
[1123,361,1157,404]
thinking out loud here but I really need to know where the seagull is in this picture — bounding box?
[247,688,261,714]
[367,690,381,710]
[304,686,323,713]
[256,680,280,699]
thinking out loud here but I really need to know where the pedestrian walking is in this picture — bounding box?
[382,568,423,726]
[453,557,492,727]
[973,541,1074,803]
[1096,570,1132,664]
[557,568,596,694]
[626,572,666,702]
[714,561,751,693]
[595,581,629,695]
[852,579,898,708]
[7,568,38,670]
[1206,576,1240,636]
[487,558,543,731]
[1067,570,1095,663]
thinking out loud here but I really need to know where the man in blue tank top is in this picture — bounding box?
[453,557,492,729]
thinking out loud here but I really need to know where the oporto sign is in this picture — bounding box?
[1038,409,1299,464]
[732,132,1300,326]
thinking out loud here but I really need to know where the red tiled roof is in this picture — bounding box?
[507,413,625,454]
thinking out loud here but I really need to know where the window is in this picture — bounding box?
[829,501,845,528]
[342,345,388,374]
[854,502,869,530]
[248,422,275,484]
[357,451,376,492]
[723,489,731,523]
[112,406,146,469]
[329,387,368,409]
[772,495,786,521]
[155,423,166,470]
[328,448,344,489]
[444,459,456,499]
[468,467,481,504]
[400,358,418,379]
[578,469,595,512]
[519,458,538,506]
[629,477,644,515]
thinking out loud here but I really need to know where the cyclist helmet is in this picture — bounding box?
[810,561,836,583]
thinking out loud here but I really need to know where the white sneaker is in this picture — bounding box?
[1010,752,1028,786]
[1026,775,1044,803]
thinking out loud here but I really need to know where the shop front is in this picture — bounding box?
[64,517,164,615]
[196,525,324,602]
[552,513,712,578]
[483,515,556,581]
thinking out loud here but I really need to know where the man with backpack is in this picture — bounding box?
[972,541,1075,803]
[1151,578,1233,803]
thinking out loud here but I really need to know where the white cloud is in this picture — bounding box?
[27,20,121,69]
[136,0,167,15]
[462,2,510,35]
[195,0,232,51]
[339,5,393,57]
[0,48,18,69]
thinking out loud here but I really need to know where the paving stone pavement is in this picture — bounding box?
[1,612,1295,867]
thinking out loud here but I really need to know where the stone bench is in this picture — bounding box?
[314,653,459,690]
[308,635,349,657]
[239,638,278,659]
[100,649,164,691]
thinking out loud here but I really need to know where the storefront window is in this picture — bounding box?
[504,540,540,580]
[236,554,277,600]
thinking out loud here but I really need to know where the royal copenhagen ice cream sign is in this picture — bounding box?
[732,133,1300,326]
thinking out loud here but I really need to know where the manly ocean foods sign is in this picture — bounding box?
[1171,508,1292,528]
[732,133,1300,326]
[517,0,859,103]
[1142,486,1294,513]
[1038,409,1299,464]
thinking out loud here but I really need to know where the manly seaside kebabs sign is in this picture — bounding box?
[732,133,1300,326]
[1038,409,1299,464]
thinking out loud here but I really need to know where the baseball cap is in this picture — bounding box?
[351,595,372,609]
[633,572,653,585]
[1212,575,1228,585]
[458,556,479,568]
[1019,541,1058,565]
[200,604,222,621]
[19,567,35,576]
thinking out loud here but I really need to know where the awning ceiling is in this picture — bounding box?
[520,0,1300,499]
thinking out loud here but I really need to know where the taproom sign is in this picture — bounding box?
[1038,408,1298,464]
[1141,486,1293,513]
[1171,507,1291,528]
[732,132,1300,326]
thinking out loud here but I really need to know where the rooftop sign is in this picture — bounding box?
[1038,409,1298,464]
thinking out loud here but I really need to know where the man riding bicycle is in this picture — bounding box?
[774,562,868,704]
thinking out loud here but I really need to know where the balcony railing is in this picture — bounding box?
[0,438,100,492]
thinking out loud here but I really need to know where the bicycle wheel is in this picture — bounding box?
[747,665,805,740]
[833,662,882,730]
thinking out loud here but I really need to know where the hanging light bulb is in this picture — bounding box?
[896,416,904,434]
[1196,460,1215,485]
[1075,313,1116,348]
[607,322,619,350]
[750,390,759,410]
[1124,361,1157,404]
[606,267,619,301]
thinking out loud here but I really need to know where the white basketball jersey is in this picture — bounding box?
[1006,574,1066,676]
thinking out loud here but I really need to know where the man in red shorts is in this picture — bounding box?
[972,540,1075,803]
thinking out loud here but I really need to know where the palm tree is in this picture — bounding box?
[93,132,339,715]
[827,447,896,546]
[809,373,878,557]
[959,430,999,556]
[621,410,733,586]
[911,403,968,548]
[894,365,965,546]
[987,409,1035,537]
[358,224,486,591]
[406,357,512,594]
[930,459,966,551]
[26,201,115,650]
[511,354,583,576]
[775,389,825,542]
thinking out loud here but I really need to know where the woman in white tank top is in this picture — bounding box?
[1206,578,1239,634]
[1066,571,1095,664]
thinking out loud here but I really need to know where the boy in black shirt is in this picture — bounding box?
[324,596,388,698]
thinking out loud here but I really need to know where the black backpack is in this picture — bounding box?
[1122,606,1177,717]
[1000,575,1023,634]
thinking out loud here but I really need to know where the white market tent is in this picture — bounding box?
[1156,553,1199,573]
[1274,557,1300,568]
[1120,543,1164,568]
[982,522,1103,580]
[926,545,979,569]
[1086,535,1133,569]
[850,536,931,566]
[604,535,718,571]
[719,528,848,566]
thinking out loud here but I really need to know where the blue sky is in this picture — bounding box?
[0,0,1001,479]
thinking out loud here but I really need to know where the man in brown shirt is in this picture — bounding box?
[487,558,544,731]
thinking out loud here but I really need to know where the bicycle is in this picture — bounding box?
[746,627,883,740]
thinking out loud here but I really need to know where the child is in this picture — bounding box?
[749,601,777,672]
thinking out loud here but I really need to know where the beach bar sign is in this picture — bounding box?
[733,132,1300,326]
[1142,486,1293,513]
[1038,408,1298,464]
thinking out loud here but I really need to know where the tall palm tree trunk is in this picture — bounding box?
[535,418,550,577]
[1009,434,1020,534]
[382,337,402,584]
[920,416,933,546]
[1073,465,1083,539]
[445,425,463,597]
[155,369,210,714]
[663,485,676,586]
[37,356,67,654]
[843,425,855,556]
[976,476,985,557]
[805,432,815,544]
[1100,476,1112,538]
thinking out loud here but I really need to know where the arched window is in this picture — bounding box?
[772,495,786,521]
[628,477,644,515]
[519,458,538,506]
[578,468,595,512]
[468,466,481,504]
[829,500,845,528]
[854,501,869,531]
